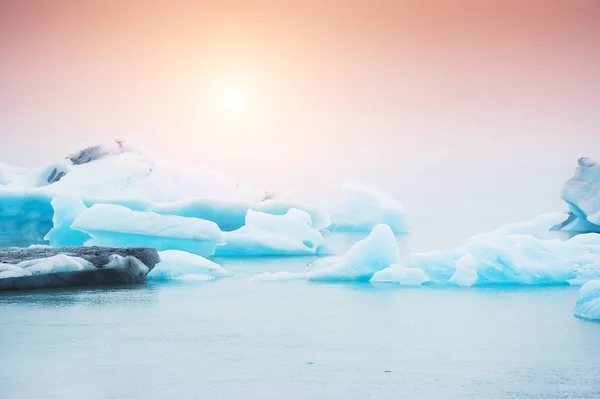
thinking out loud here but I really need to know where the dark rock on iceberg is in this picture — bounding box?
[0,246,160,291]
[67,141,124,165]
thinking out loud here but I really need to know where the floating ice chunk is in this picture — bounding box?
[16,255,94,275]
[72,204,225,256]
[215,209,333,257]
[559,157,600,233]
[308,224,399,281]
[250,271,307,281]
[370,265,430,285]
[148,250,232,280]
[44,195,90,247]
[574,280,600,321]
[326,183,409,234]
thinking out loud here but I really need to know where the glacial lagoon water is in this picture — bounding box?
[1,233,599,399]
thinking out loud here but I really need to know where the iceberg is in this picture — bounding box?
[409,217,600,286]
[148,250,233,281]
[71,204,225,257]
[326,183,409,234]
[0,246,160,290]
[0,140,329,248]
[253,215,600,287]
[573,280,600,321]
[308,224,399,281]
[557,157,600,233]
[215,209,333,257]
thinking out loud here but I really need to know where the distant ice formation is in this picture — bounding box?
[215,209,333,257]
[556,157,600,233]
[326,183,409,234]
[147,250,233,281]
[574,280,600,321]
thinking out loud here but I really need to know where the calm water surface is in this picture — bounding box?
[1,256,599,399]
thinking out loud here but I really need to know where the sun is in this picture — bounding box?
[220,87,246,113]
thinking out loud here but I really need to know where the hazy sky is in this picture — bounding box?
[1,0,599,237]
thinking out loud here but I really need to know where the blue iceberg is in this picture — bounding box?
[574,280,600,321]
[557,157,600,233]
[70,204,225,257]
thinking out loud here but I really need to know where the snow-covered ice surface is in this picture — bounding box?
[558,157,600,233]
[574,280,600,321]
[147,250,233,281]
[326,183,409,234]
[215,209,333,257]
[71,204,225,257]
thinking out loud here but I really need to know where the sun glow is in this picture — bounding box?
[220,87,246,113]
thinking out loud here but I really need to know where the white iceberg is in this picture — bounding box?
[148,250,232,281]
[326,183,409,234]
[215,209,333,257]
[574,280,600,321]
[558,157,600,233]
[308,224,399,281]
[71,204,225,257]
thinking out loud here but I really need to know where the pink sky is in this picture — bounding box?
[1,0,599,236]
